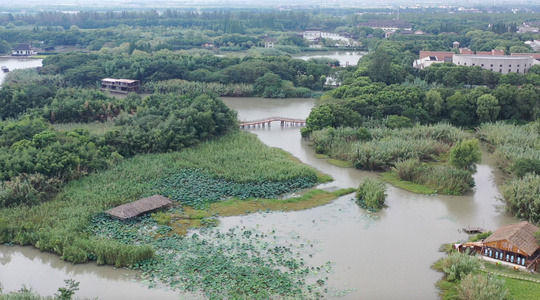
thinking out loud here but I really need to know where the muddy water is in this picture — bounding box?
[0,96,516,299]
[220,97,516,299]
[0,58,43,85]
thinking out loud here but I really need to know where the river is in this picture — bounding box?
[292,51,366,66]
[0,57,43,85]
[1,95,515,298]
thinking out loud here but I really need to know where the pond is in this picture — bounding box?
[0,96,516,299]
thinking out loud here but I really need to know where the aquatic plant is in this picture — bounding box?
[156,168,316,209]
[393,159,475,195]
[309,123,466,171]
[88,214,335,299]
[355,177,387,211]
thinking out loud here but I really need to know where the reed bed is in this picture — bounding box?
[355,177,387,211]
[500,173,540,222]
[478,122,540,174]
[0,131,321,266]
[477,122,540,149]
[142,79,254,97]
[393,159,475,195]
[310,124,467,171]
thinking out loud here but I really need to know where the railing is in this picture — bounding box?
[239,116,306,129]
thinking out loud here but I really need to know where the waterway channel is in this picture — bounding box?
[0,72,517,299]
[0,57,43,85]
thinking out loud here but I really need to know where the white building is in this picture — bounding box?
[453,55,537,74]
[11,43,37,56]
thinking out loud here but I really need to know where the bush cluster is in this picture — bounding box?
[355,177,387,211]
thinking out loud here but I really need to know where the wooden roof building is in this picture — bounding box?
[481,221,540,270]
[105,195,173,220]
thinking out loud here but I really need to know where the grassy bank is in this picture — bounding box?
[379,171,438,195]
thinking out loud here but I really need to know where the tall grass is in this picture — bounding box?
[309,123,468,171]
[0,131,320,265]
[478,122,540,174]
[500,173,540,222]
[355,177,387,211]
[393,159,475,195]
[142,79,254,97]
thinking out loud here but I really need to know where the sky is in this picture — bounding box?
[0,0,538,10]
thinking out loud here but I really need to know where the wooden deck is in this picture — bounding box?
[239,116,306,129]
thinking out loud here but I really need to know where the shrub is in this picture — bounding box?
[355,177,387,211]
[440,252,482,282]
[449,138,481,172]
[457,273,508,300]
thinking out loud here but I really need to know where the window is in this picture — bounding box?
[490,68,493,71]
[500,64,503,67]
[517,64,520,67]
[517,69,520,73]
[464,63,467,66]
[472,63,475,66]
[481,64,484,67]
[509,65,512,67]
[509,69,511,73]
[490,64,493,67]
[499,69,502,73]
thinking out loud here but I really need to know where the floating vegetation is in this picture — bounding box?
[358,211,379,230]
[89,214,338,299]
[437,215,459,224]
[156,168,317,209]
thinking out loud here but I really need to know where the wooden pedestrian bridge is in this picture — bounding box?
[239,116,306,129]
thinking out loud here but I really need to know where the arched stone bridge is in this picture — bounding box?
[239,116,306,129]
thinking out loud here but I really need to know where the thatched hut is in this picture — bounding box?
[481,221,540,270]
[105,195,173,220]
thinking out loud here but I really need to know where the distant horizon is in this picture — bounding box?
[0,0,538,11]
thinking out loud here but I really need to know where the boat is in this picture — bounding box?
[462,226,485,234]
[1,66,9,73]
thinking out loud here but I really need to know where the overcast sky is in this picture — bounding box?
[0,0,538,10]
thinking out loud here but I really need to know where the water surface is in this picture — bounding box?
[292,51,366,66]
[0,58,43,85]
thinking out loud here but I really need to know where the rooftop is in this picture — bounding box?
[483,221,539,256]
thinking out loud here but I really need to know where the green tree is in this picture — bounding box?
[476,94,500,123]
[449,138,481,172]
[302,105,334,137]
[424,90,444,119]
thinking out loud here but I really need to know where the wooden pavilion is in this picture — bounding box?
[481,221,540,271]
[105,195,173,220]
